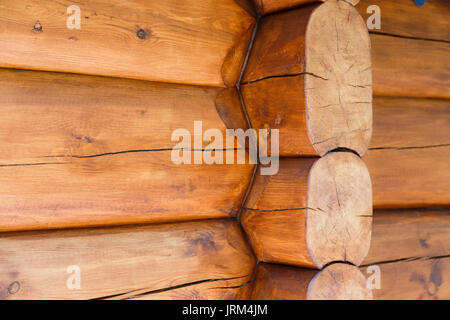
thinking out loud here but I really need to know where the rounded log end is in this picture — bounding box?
[307,263,373,300]
[306,151,372,268]
[305,0,372,156]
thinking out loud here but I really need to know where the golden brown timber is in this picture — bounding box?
[371,34,450,99]
[252,0,360,15]
[0,69,253,232]
[362,257,450,300]
[241,0,372,156]
[0,219,255,300]
[371,97,450,149]
[250,259,450,300]
[366,146,450,209]
[241,152,373,268]
[357,0,450,42]
[364,209,450,265]
[243,206,450,267]
[250,263,372,300]
[0,0,255,87]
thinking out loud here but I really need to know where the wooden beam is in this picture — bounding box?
[362,257,450,300]
[0,69,254,232]
[249,258,450,300]
[371,34,450,99]
[366,146,450,209]
[0,0,255,87]
[0,219,255,300]
[241,164,449,267]
[364,208,450,265]
[371,97,450,149]
[241,0,372,156]
[250,263,372,300]
[252,0,360,15]
[242,152,373,268]
[366,97,450,208]
[356,0,450,42]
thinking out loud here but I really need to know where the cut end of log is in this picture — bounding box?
[305,0,372,156]
[307,263,373,300]
[306,151,372,268]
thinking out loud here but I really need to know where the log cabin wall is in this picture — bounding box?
[0,0,448,300]
[244,0,450,300]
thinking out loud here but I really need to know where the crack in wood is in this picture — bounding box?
[362,254,450,268]
[92,275,249,300]
[369,143,450,151]
[241,72,329,85]
[370,31,450,44]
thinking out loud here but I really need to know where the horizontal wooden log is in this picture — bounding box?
[242,96,450,208]
[0,69,253,232]
[371,97,450,149]
[241,0,372,156]
[253,0,360,15]
[241,156,449,267]
[0,0,255,87]
[366,146,450,209]
[367,97,450,208]
[250,263,372,300]
[250,258,450,300]
[364,208,450,265]
[357,0,450,42]
[362,257,450,300]
[0,219,255,300]
[371,34,450,99]
[241,152,373,268]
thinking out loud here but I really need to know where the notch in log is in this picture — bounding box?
[241,0,372,156]
[241,151,373,268]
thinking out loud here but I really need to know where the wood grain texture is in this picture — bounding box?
[371,97,450,149]
[366,146,450,209]
[241,152,372,269]
[251,258,450,300]
[357,0,450,42]
[242,206,450,268]
[362,257,450,300]
[0,69,254,232]
[0,219,255,300]
[364,208,450,265]
[0,0,255,87]
[371,34,450,99]
[253,0,360,15]
[308,263,372,300]
[241,0,372,156]
[250,263,371,300]
[0,69,248,164]
[250,263,317,300]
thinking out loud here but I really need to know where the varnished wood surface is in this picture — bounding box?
[357,0,450,42]
[371,34,450,99]
[242,152,372,269]
[242,1,372,156]
[371,97,450,149]
[250,262,371,300]
[250,258,450,300]
[0,69,254,232]
[364,208,450,265]
[366,146,450,209]
[0,219,255,300]
[242,196,450,267]
[0,69,248,164]
[249,263,318,300]
[363,257,450,300]
[252,0,321,15]
[0,0,255,87]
